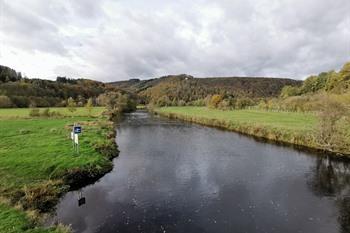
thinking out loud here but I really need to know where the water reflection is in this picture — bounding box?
[307,156,350,233]
[52,111,350,233]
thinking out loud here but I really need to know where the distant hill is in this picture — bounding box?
[110,74,302,104]
[0,64,302,107]
[0,65,113,108]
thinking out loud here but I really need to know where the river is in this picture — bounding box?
[52,111,350,233]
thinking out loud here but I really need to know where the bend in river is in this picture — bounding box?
[52,111,350,233]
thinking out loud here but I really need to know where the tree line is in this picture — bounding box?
[0,65,133,110]
[259,62,350,154]
[120,74,300,108]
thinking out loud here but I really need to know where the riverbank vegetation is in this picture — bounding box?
[0,107,120,232]
[156,107,319,146]
[155,62,350,156]
[155,106,349,155]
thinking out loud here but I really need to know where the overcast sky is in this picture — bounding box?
[0,0,349,81]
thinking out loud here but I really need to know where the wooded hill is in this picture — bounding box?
[0,65,115,108]
[0,64,301,108]
[110,74,301,105]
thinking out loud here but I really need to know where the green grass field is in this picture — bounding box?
[0,107,105,119]
[0,107,114,233]
[0,203,67,233]
[156,107,321,152]
[157,107,317,133]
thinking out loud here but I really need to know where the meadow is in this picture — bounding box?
[0,107,115,233]
[156,107,321,152]
[0,107,105,119]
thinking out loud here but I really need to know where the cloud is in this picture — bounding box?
[0,0,349,81]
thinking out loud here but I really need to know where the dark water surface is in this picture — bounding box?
[53,111,350,233]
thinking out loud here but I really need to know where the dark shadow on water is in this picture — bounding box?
[306,156,350,233]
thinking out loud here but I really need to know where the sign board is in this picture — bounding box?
[74,126,82,134]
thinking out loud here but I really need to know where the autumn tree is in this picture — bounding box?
[208,94,222,108]
[85,98,93,116]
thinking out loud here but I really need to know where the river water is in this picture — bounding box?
[52,111,350,233]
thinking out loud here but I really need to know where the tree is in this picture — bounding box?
[316,95,349,153]
[67,97,77,113]
[77,95,86,107]
[339,62,350,81]
[325,71,342,91]
[208,94,222,108]
[85,98,93,116]
[0,95,12,108]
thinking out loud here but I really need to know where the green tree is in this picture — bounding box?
[339,62,350,81]
[325,71,342,91]
[0,95,12,108]
[281,85,300,98]
[67,97,77,113]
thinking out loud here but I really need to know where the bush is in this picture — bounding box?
[316,95,350,153]
[41,108,51,117]
[67,97,77,113]
[0,95,13,108]
[29,108,61,118]
[29,108,40,117]
[207,94,222,108]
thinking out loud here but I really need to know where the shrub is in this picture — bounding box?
[0,95,12,108]
[208,94,222,108]
[85,98,93,116]
[41,108,51,117]
[67,97,77,113]
[316,95,350,153]
[29,108,40,117]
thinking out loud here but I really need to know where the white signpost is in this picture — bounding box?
[71,123,82,154]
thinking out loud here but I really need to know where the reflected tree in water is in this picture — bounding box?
[307,156,350,233]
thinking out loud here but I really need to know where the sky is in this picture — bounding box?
[0,0,349,82]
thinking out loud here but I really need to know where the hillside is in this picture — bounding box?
[111,74,301,104]
[0,65,121,108]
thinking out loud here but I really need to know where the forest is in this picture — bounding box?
[0,65,138,110]
[111,74,301,106]
[1,62,349,113]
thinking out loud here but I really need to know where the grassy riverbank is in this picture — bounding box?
[155,106,329,153]
[0,107,117,233]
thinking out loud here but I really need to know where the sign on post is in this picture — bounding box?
[74,126,82,134]
[71,124,82,154]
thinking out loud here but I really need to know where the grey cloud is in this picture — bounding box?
[1,1,67,55]
[0,0,349,81]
